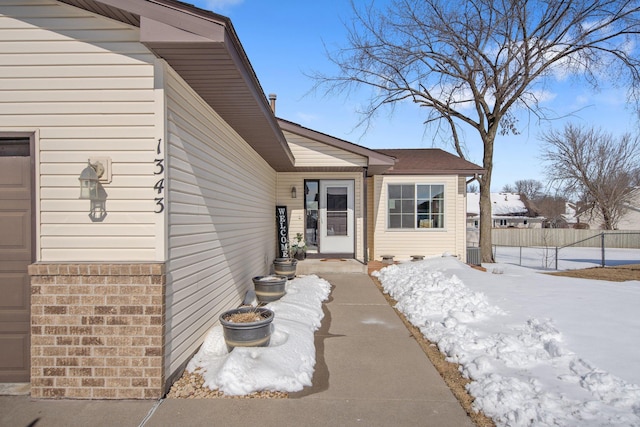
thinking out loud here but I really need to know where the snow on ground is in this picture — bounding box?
[186,275,330,396]
[493,245,640,270]
[182,248,640,425]
[373,253,640,427]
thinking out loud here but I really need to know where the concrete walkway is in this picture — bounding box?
[0,273,474,427]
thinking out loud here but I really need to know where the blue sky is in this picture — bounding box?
[193,0,639,191]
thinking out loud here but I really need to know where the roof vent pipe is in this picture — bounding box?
[268,93,277,113]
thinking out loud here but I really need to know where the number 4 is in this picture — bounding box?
[154,178,164,194]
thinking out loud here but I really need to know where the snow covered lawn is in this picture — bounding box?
[373,256,640,426]
[184,275,330,396]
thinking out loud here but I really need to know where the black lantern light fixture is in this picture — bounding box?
[291,186,297,198]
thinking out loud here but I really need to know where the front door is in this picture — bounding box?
[319,180,354,254]
[0,137,32,382]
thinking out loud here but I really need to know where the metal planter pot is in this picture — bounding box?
[273,257,297,280]
[252,275,287,303]
[219,307,274,352]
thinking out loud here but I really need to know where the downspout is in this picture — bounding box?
[363,167,368,264]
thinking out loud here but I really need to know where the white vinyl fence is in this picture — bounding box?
[490,229,640,248]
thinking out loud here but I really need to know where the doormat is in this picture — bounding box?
[320,259,347,262]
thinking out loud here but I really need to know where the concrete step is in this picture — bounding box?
[295,258,367,275]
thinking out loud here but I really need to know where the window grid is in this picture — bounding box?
[388,184,444,229]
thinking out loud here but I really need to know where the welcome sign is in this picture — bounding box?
[276,206,289,258]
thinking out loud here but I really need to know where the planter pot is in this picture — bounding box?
[273,257,297,280]
[219,306,274,352]
[294,251,306,261]
[252,275,287,303]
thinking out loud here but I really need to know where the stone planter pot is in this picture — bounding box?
[252,275,287,303]
[219,306,274,352]
[273,257,297,280]
[293,251,306,261]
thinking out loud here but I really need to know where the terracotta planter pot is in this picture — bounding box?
[219,306,274,352]
[252,275,287,303]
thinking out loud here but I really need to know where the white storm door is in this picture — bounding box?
[319,180,354,254]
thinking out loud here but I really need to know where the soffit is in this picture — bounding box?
[58,0,295,171]
[294,166,368,174]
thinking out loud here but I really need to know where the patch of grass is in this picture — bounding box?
[545,264,640,282]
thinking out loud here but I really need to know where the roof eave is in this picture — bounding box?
[384,169,486,176]
[278,118,396,175]
[62,0,295,171]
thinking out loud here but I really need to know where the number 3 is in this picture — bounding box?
[154,197,164,213]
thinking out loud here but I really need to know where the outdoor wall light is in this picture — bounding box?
[291,186,297,198]
[79,160,101,200]
[79,159,109,222]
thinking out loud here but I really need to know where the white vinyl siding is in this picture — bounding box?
[284,130,367,168]
[0,0,159,262]
[458,176,468,261]
[277,172,365,262]
[372,175,466,261]
[367,176,375,261]
[164,66,277,376]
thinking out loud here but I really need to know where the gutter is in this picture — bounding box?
[363,167,368,264]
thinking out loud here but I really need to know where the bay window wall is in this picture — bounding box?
[388,184,445,229]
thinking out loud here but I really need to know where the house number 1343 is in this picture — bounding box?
[154,138,165,213]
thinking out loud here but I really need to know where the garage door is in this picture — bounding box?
[0,138,32,383]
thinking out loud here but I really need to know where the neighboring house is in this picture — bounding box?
[564,188,640,230]
[619,189,640,230]
[467,192,544,229]
[0,0,482,399]
[562,202,583,228]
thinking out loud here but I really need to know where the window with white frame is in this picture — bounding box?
[388,184,444,229]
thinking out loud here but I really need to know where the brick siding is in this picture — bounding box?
[29,263,165,399]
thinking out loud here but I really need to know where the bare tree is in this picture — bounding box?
[467,183,479,193]
[514,179,544,201]
[313,0,640,261]
[501,179,543,199]
[541,124,640,229]
[501,184,516,193]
